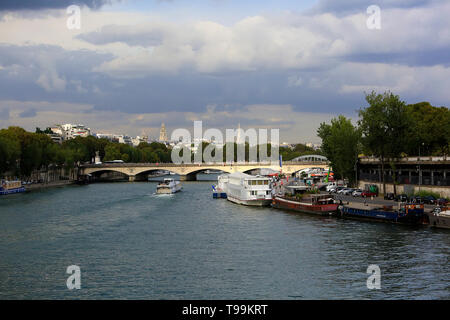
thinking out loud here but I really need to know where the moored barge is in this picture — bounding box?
[272,194,339,215]
[272,185,339,216]
[0,180,26,195]
[339,203,425,225]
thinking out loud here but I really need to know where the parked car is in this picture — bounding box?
[343,188,355,195]
[326,183,337,192]
[352,189,363,197]
[384,192,395,200]
[361,191,377,198]
[423,195,436,205]
[337,188,349,194]
[436,198,449,206]
[408,196,422,204]
[394,194,408,202]
[331,186,345,194]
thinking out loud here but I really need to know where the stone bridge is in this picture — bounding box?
[80,161,330,181]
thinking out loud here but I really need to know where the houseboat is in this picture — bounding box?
[339,202,426,225]
[156,178,182,194]
[0,180,26,195]
[428,207,450,229]
[272,185,339,216]
[226,172,272,206]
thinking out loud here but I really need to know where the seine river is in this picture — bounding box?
[1,174,449,299]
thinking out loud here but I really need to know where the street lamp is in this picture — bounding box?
[418,142,424,191]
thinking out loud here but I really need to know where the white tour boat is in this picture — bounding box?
[212,174,229,199]
[225,172,272,206]
[156,178,182,194]
[428,207,450,229]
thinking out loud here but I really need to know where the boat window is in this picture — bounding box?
[257,180,263,185]
[263,180,268,185]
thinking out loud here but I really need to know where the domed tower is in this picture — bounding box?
[159,123,168,142]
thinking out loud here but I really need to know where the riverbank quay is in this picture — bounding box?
[24,180,75,191]
[1,167,79,194]
[357,156,450,198]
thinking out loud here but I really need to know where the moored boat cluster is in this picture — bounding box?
[212,172,450,229]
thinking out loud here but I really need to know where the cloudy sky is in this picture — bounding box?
[0,0,449,143]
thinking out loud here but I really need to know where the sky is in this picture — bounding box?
[0,0,449,143]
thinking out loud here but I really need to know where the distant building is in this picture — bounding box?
[280,142,294,149]
[49,123,90,141]
[50,126,63,136]
[95,133,116,141]
[306,142,321,150]
[159,123,168,142]
[131,136,148,147]
[47,133,63,144]
[115,135,133,146]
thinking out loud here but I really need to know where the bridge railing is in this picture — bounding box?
[81,161,329,168]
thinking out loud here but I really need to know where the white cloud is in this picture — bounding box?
[335,62,450,102]
[0,3,449,137]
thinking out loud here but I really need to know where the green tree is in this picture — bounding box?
[317,116,361,185]
[405,102,450,156]
[103,144,122,161]
[0,133,21,176]
[358,91,411,194]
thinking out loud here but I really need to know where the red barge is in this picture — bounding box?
[272,185,339,216]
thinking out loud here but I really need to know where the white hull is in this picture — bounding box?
[217,174,229,194]
[156,179,182,194]
[227,194,272,207]
[224,172,272,207]
[428,210,450,229]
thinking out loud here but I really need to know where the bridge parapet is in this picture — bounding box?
[81,161,329,168]
[80,161,330,181]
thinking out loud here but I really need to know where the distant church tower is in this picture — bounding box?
[159,123,168,142]
[236,123,243,144]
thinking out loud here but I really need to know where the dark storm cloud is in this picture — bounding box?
[0,0,114,11]
[311,0,442,15]
[0,44,113,103]
[0,42,406,117]
[344,47,450,67]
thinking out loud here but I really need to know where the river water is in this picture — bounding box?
[0,174,449,299]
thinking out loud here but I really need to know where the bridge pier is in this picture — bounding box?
[128,175,136,182]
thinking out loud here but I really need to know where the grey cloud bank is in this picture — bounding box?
[0,0,114,11]
[310,0,444,15]
[0,1,449,142]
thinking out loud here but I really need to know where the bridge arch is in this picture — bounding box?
[182,167,232,176]
[179,167,232,181]
[241,167,279,175]
[88,168,130,181]
[291,155,328,162]
[133,168,180,181]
